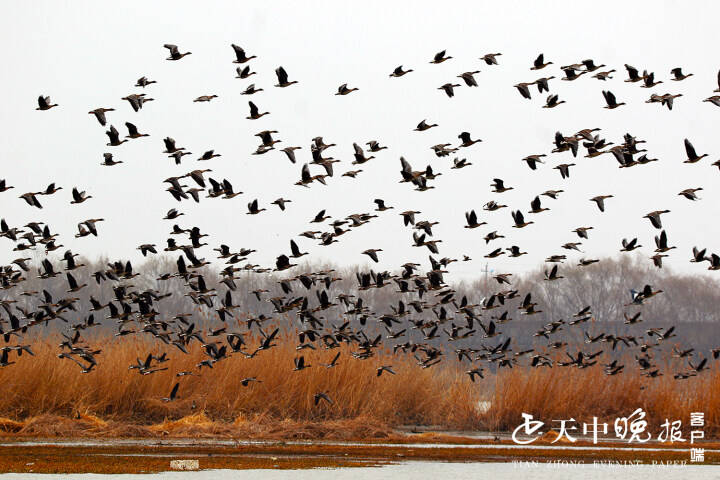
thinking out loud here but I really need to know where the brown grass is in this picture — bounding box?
[0,335,718,438]
[0,335,479,437]
[485,364,720,435]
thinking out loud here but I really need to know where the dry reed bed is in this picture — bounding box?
[0,335,478,437]
[0,336,718,438]
[488,362,720,434]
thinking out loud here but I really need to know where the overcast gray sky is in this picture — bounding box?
[1,0,719,280]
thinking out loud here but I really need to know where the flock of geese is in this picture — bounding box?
[3,43,720,405]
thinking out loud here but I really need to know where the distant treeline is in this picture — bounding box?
[3,254,718,351]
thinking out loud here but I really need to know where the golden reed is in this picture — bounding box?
[0,335,716,438]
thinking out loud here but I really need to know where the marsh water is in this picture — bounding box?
[3,462,720,480]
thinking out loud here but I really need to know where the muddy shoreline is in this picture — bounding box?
[2,434,718,474]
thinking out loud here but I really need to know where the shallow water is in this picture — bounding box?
[3,462,720,480]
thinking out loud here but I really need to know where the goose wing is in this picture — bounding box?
[534,53,544,68]
[275,66,288,84]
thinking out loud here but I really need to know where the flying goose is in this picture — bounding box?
[542,189,563,199]
[464,210,486,228]
[581,59,605,71]
[641,71,662,88]
[457,71,480,86]
[561,66,586,81]
[198,150,221,161]
[528,196,549,214]
[106,125,127,146]
[624,64,644,82]
[336,83,359,95]
[162,382,180,401]
[506,245,527,257]
[654,230,676,252]
[272,198,292,211]
[514,82,535,99]
[621,238,642,252]
[296,163,327,187]
[162,138,185,155]
[483,201,507,211]
[352,143,375,164]
[602,90,624,109]
[342,169,363,178]
[592,69,615,81]
[137,244,157,256]
[314,392,332,405]
[366,140,387,152]
[241,84,263,95]
[430,50,452,63]
[275,255,296,272]
[164,44,191,60]
[66,272,87,292]
[293,355,311,371]
[125,122,149,139]
[691,246,708,263]
[678,187,702,201]
[573,227,593,240]
[88,107,114,126]
[703,94,720,107]
[554,163,575,179]
[40,183,62,195]
[281,146,301,163]
[135,76,157,87]
[194,95,218,102]
[438,83,461,97]
[100,153,123,167]
[458,132,481,147]
[70,188,92,204]
[236,65,256,78]
[522,154,546,170]
[491,178,513,193]
[544,94,565,108]
[36,95,58,110]
[362,249,383,263]
[650,254,669,269]
[390,65,413,77]
[708,254,720,271]
[511,210,533,228]
[0,179,14,193]
[643,210,670,229]
[449,158,470,170]
[544,265,563,281]
[231,44,256,63]
[274,66,298,87]
[590,195,613,212]
[288,239,307,258]
[683,139,707,163]
[186,169,211,187]
[122,93,153,112]
[414,119,438,131]
[531,53,552,70]
[535,76,554,93]
[164,208,183,220]
[246,199,266,215]
[170,152,192,166]
[480,53,502,65]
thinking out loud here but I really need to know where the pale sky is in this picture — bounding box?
[1,1,718,279]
